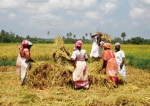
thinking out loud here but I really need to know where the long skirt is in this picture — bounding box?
[73,61,89,87]
[21,58,30,82]
[106,58,118,85]
[16,54,21,75]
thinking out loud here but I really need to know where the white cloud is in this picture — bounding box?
[66,11,76,16]
[71,20,89,28]
[139,0,150,4]
[129,0,150,19]
[0,0,21,9]
[132,22,139,26]
[100,2,117,14]
[129,8,144,18]
[9,13,16,18]
[46,0,97,10]
[85,11,99,20]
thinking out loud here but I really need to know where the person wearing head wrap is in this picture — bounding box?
[16,40,33,85]
[90,32,104,61]
[71,40,89,89]
[114,43,126,80]
[102,43,118,86]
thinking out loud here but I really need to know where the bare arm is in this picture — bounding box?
[90,34,97,38]
[97,37,102,46]
[120,57,125,69]
[102,60,107,68]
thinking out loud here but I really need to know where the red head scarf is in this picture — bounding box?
[73,40,83,50]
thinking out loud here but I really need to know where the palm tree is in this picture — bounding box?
[69,32,72,38]
[85,33,88,37]
[73,35,76,39]
[121,32,126,43]
[89,32,92,36]
[66,33,70,38]
[47,31,50,36]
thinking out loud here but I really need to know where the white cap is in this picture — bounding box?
[115,42,120,46]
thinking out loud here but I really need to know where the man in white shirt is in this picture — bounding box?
[90,32,104,61]
[114,43,126,80]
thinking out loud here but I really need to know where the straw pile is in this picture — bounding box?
[26,37,124,89]
[87,61,122,89]
[27,62,73,89]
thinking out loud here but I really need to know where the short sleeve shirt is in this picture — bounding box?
[71,49,88,60]
[114,50,125,65]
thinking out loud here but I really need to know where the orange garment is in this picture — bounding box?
[103,50,118,85]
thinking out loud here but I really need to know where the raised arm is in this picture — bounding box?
[97,32,102,46]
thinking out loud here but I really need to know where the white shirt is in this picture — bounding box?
[114,50,125,65]
[71,49,88,60]
[90,37,103,58]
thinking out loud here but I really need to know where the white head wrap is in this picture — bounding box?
[115,42,120,46]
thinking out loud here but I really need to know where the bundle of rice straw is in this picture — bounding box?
[101,33,113,42]
[54,36,64,49]
[27,62,73,89]
[53,36,71,64]
[96,31,113,42]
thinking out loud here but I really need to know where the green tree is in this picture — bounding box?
[66,33,70,38]
[47,31,50,36]
[82,36,85,40]
[1,29,6,42]
[26,35,30,39]
[121,32,126,43]
[85,33,88,38]
[73,35,76,39]
[69,32,72,38]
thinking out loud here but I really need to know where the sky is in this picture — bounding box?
[0,0,150,39]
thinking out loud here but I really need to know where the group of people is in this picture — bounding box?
[16,33,126,88]
[70,32,126,89]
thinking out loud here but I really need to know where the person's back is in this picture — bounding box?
[103,49,115,61]
[72,49,87,60]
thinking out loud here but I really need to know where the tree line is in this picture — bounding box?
[0,29,150,44]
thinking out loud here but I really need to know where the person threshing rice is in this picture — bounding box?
[90,32,104,61]
[102,43,118,86]
[114,43,126,80]
[70,40,89,89]
[16,40,33,85]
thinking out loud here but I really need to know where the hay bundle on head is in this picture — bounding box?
[96,31,113,42]
[53,36,71,64]
[27,62,73,89]
[101,33,113,42]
